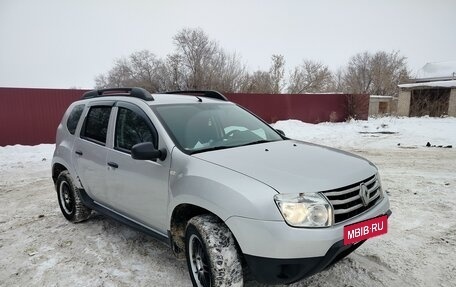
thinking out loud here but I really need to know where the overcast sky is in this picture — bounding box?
[1,0,455,89]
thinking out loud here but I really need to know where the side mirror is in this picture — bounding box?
[131,142,167,161]
[276,129,286,137]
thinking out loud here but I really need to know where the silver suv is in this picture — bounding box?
[52,88,391,286]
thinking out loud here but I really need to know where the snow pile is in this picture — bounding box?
[0,144,54,169]
[0,144,55,187]
[273,116,456,149]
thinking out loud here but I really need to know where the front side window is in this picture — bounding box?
[82,106,111,144]
[153,103,283,154]
[66,104,84,134]
[115,108,156,152]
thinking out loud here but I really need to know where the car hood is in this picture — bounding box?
[192,140,377,193]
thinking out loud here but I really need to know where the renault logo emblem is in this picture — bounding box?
[359,183,370,207]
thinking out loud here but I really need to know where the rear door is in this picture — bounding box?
[72,103,114,204]
[105,102,170,234]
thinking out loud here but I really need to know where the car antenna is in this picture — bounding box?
[195,95,202,102]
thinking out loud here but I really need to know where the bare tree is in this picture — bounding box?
[239,71,273,93]
[370,51,409,96]
[94,58,133,88]
[94,28,410,100]
[326,68,345,92]
[237,55,287,94]
[343,51,373,94]
[269,54,285,93]
[129,50,167,91]
[95,29,246,93]
[342,51,409,96]
[94,50,166,92]
[287,60,333,93]
[173,28,218,89]
[163,53,186,90]
[171,28,246,92]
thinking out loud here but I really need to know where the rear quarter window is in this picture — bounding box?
[66,104,85,135]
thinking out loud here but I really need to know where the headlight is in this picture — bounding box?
[274,193,333,227]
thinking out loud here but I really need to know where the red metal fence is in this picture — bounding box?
[0,88,84,146]
[0,87,368,146]
[226,93,368,124]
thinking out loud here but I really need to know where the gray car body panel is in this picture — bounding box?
[52,101,86,189]
[168,147,282,224]
[192,140,378,194]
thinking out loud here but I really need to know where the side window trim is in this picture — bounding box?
[113,108,133,154]
[114,102,159,152]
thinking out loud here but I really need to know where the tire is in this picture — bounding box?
[185,214,243,287]
[56,170,91,223]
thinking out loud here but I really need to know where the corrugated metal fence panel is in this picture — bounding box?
[0,88,86,146]
[226,93,369,123]
[0,88,369,146]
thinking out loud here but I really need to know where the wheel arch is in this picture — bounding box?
[52,162,68,184]
[169,203,244,260]
[52,157,83,189]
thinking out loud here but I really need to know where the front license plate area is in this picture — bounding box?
[344,215,388,245]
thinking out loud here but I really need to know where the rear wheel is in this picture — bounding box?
[56,170,91,222]
[185,214,243,287]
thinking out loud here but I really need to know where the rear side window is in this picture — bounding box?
[66,104,84,135]
[82,106,112,144]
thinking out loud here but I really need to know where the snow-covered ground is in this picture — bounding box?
[1,117,455,286]
[273,116,456,150]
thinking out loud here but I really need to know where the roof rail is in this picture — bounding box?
[82,87,154,101]
[164,90,228,101]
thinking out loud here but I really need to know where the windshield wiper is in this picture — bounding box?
[191,140,277,154]
[190,145,234,155]
[237,139,273,147]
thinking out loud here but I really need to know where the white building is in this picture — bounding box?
[398,61,456,117]
[369,95,394,116]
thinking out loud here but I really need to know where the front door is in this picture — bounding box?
[106,103,170,234]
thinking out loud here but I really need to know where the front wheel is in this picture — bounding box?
[56,170,91,222]
[185,214,243,287]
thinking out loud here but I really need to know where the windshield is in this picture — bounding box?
[153,103,283,154]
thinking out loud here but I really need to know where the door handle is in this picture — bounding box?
[75,150,83,156]
[107,162,119,168]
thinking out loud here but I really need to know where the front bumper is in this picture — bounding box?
[225,195,390,259]
[245,238,364,285]
[243,209,392,285]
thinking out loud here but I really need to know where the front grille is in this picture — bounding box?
[321,174,382,224]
